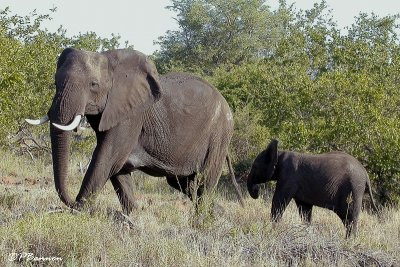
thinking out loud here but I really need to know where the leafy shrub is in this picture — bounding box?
[229,105,270,178]
[0,8,126,150]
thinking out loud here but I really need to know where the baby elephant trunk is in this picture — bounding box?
[247,178,260,199]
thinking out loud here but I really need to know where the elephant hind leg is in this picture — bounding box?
[294,199,313,223]
[166,174,203,201]
[338,197,362,238]
[343,215,358,238]
[195,156,223,212]
[201,145,226,194]
[166,175,190,193]
[110,171,136,215]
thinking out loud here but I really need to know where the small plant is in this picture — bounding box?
[0,192,19,209]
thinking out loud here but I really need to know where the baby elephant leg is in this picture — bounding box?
[271,181,297,222]
[294,199,313,223]
[271,193,293,222]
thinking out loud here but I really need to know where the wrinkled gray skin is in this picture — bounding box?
[247,139,378,238]
[47,47,242,214]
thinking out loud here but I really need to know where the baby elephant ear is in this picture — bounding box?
[99,49,162,131]
[265,139,279,179]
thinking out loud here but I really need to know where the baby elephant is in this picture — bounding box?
[247,139,378,238]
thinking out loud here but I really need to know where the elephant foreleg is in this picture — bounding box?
[271,194,292,222]
[294,199,313,223]
[111,171,136,215]
[75,117,142,209]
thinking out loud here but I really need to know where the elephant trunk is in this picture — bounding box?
[50,124,75,207]
[247,175,260,199]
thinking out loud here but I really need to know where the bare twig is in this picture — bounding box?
[9,124,51,160]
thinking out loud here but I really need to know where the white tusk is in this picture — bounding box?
[52,115,82,131]
[25,115,49,125]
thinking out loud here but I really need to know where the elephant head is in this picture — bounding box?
[28,48,162,207]
[49,48,161,130]
[247,139,279,199]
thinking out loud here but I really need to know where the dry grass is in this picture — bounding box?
[0,150,399,266]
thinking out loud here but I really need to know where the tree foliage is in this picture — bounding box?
[154,0,277,74]
[0,7,126,150]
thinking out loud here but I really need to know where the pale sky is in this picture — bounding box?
[1,1,399,55]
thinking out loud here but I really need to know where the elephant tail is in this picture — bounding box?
[366,176,379,214]
[226,154,245,207]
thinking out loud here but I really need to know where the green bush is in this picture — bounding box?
[0,8,126,151]
[229,105,270,178]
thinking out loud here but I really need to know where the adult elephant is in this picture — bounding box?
[27,47,243,214]
[247,139,378,238]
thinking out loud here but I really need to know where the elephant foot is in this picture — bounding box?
[46,206,65,214]
[46,206,81,215]
[107,208,135,229]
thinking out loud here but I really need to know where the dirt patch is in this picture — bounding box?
[1,176,21,185]
[1,176,52,188]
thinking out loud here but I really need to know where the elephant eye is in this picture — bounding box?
[90,81,99,89]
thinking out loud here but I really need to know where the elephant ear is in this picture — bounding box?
[264,139,279,180]
[99,49,162,132]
